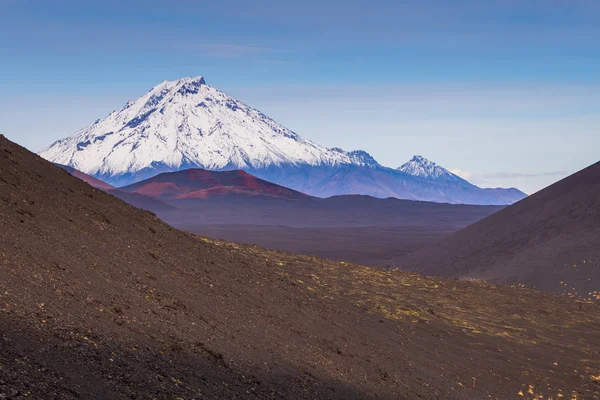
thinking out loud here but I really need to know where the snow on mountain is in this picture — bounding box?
[39,76,527,205]
[331,148,379,168]
[40,76,375,183]
[398,156,464,182]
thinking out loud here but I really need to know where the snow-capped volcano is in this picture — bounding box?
[398,155,463,182]
[40,76,376,184]
[39,76,527,205]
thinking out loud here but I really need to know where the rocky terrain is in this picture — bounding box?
[1,135,598,399]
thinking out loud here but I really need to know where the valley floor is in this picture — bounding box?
[178,224,453,267]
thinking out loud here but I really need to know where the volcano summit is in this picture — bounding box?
[40,77,526,205]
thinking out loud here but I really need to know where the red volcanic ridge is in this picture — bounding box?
[120,168,310,201]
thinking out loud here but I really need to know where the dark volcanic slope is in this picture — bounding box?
[397,162,600,297]
[107,189,176,213]
[55,163,115,190]
[1,135,599,399]
[120,168,310,201]
[56,164,175,213]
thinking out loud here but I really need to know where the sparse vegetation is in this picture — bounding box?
[0,135,599,399]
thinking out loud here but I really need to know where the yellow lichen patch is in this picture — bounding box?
[145,288,158,302]
[171,377,183,385]
[82,336,98,348]
[394,308,425,322]
[368,303,426,323]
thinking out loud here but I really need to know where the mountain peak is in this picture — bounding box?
[39,76,374,185]
[408,155,435,167]
[330,148,379,168]
[398,155,461,182]
[183,76,206,85]
[38,77,526,204]
[159,76,206,87]
[172,76,207,87]
[410,155,429,162]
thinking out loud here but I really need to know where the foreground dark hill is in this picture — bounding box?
[397,161,600,297]
[1,136,598,399]
[55,163,115,190]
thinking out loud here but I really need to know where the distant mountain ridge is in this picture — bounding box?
[39,76,527,205]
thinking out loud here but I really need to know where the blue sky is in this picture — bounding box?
[1,0,598,193]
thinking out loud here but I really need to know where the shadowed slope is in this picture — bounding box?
[397,161,600,297]
[1,135,599,399]
[165,197,503,266]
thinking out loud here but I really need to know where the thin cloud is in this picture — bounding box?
[449,168,473,180]
[483,171,571,179]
